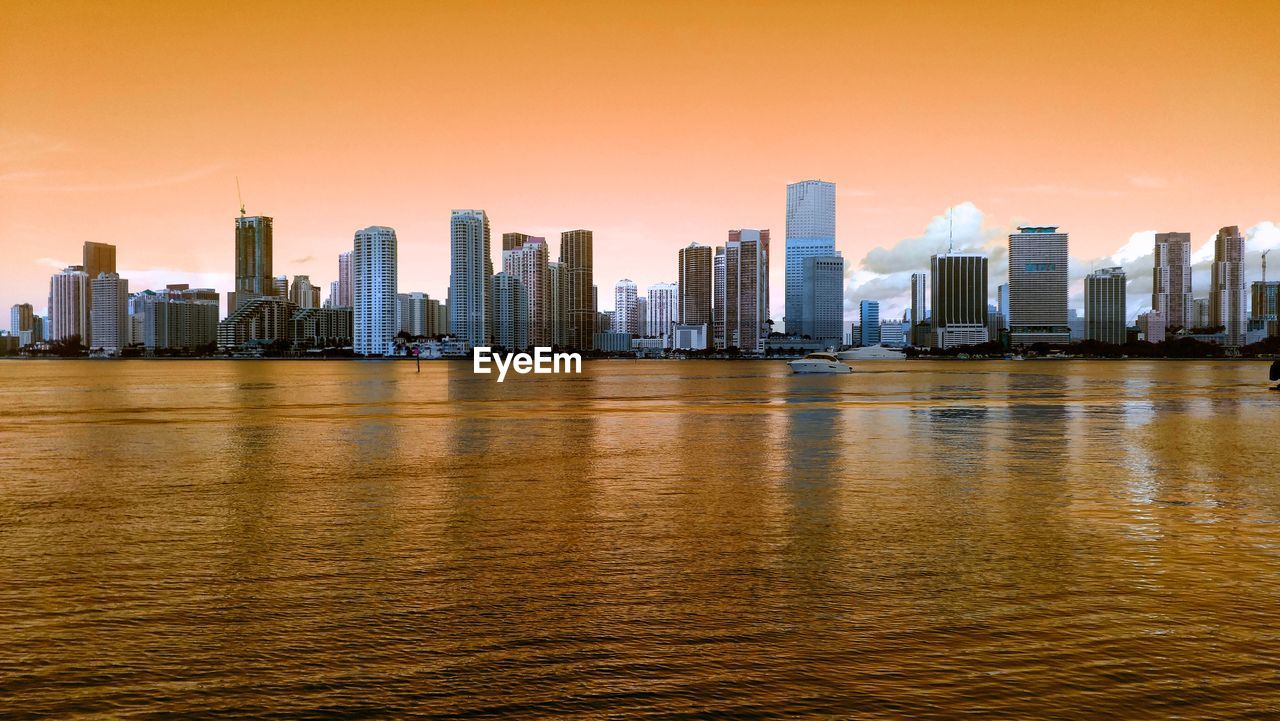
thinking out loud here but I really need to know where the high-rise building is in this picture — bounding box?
[289,275,320,309]
[1152,232,1193,336]
[930,253,989,348]
[859,300,880,347]
[90,273,128,354]
[549,261,566,347]
[10,303,34,347]
[1251,281,1279,321]
[1211,225,1247,347]
[81,241,116,346]
[135,286,220,351]
[712,230,769,352]
[337,251,353,307]
[353,226,398,356]
[634,297,648,337]
[560,229,594,350]
[217,297,296,349]
[998,283,1009,325]
[234,215,274,311]
[713,249,726,347]
[327,281,339,308]
[911,273,929,347]
[1084,267,1127,345]
[450,210,493,350]
[801,255,845,345]
[785,179,836,334]
[1007,226,1070,347]
[492,272,529,350]
[397,292,431,337]
[1193,298,1211,329]
[49,265,89,342]
[503,235,551,347]
[647,282,678,342]
[291,307,353,348]
[613,279,639,336]
[677,243,712,344]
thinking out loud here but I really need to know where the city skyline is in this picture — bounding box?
[3,2,1279,325]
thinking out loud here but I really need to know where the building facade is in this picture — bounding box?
[930,253,989,348]
[90,272,128,354]
[449,210,492,350]
[785,179,836,334]
[859,300,880,346]
[233,215,274,312]
[1085,267,1127,345]
[1008,226,1070,347]
[492,272,529,350]
[353,225,398,356]
[560,229,594,350]
[49,265,89,343]
[614,279,639,336]
[1211,225,1247,347]
[801,255,845,346]
[1153,231,1193,336]
[502,235,551,347]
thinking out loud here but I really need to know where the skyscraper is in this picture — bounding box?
[234,215,274,311]
[397,291,431,336]
[1251,281,1279,321]
[634,297,648,337]
[82,241,116,346]
[450,210,493,350]
[1211,225,1247,347]
[1152,231,1193,336]
[289,275,319,309]
[677,242,713,341]
[614,279,639,335]
[785,179,836,335]
[492,272,529,350]
[49,265,89,342]
[10,303,34,347]
[353,226,398,356]
[712,230,769,352]
[859,300,880,346]
[647,282,678,342]
[337,251,353,307]
[503,236,551,347]
[801,255,845,345]
[911,273,928,347]
[1084,267,1127,345]
[549,261,566,347]
[90,272,128,354]
[930,253,989,348]
[1007,226,1070,347]
[560,229,594,350]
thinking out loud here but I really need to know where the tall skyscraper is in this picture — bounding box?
[337,251,353,307]
[1193,298,1211,329]
[549,261,566,347]
[911,273,928,347]
[785,179,836,335]
[1008,226,1070,347]
[930,253,989,348]
[1251,281,1279,321]
[503,235,551,347]
[859,300,880,346]
[90,272,128,354]
[677,242,713,341]
[712,230,769,352]
[81,241,116,346]
[1211,225,1247,347]
[614,279,639,335]
[1152,231,1193,336]
[801,255,845,345]
[647,282,678,341]
[49,265,89,342]
[234,215,274,311]
[450,210,493,350]
[353,226,398,356]
[1084,267,1127,345]
[397,292,432,336]
[560,229,594,350]
[491,272,529,350]
[998,283,1009,325]
[634,297,648,336]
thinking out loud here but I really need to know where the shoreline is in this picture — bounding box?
[1,355,1274,362]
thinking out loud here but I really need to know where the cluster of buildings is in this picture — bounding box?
[4,180,1274,358]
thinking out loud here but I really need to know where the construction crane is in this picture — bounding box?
[1264,249,1271,286]
[236,176,246,218]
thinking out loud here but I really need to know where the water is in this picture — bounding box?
[2,359,1279,718]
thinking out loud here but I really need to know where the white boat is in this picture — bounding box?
[788,352,853,374]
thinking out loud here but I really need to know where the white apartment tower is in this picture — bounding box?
[353,226,398,356]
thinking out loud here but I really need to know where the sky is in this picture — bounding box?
[3,0,1278,328]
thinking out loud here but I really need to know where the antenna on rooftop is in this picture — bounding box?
[948,206,954,253]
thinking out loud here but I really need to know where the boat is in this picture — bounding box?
[1271,360,1279,390]
[788,352,853,374]
[836,346,906,361]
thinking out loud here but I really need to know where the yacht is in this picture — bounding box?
[787,352,853,374]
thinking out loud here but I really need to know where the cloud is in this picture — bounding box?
[292,255,315,264]
[34,256,70,269]
[1004,184,1125,198]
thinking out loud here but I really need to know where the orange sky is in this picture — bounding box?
[3,0,1278,323]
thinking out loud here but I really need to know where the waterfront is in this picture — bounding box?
[2,359,1279,717]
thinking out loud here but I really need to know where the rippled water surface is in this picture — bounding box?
[3,359,1280,718]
